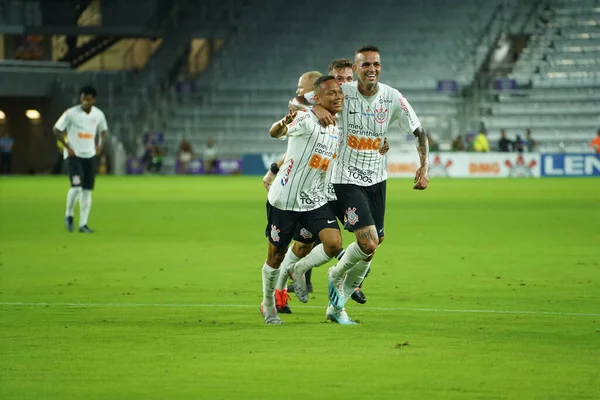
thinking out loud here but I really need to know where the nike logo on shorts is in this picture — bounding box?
[327,220,336,224]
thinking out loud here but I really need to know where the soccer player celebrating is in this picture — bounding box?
[259,76,344,325]
[313,45,429,318]
[54,86,108,233]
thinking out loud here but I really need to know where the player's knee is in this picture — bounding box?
[377,236,385,245]
[293,241,313,258]
[323,236,343,258]
[267,248,286,268]
[358,238,378,256]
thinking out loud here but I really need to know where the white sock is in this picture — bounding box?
[262,262,279,308]
[79,190,92,227]
[330,242,369,279]
[293,244,331,275]
[275,247,300,291]
[65,187,81,217]
[343,260,371,303]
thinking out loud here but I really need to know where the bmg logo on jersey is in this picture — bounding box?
[348,166,373,184]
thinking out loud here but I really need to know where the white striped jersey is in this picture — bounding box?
[54,105,108,159]
[268,110,340,212]
[330,82,421,186]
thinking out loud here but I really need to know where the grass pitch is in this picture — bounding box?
[1,176,599,399]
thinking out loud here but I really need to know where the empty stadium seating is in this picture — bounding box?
[162,0,509,157]
[484,0,599,152]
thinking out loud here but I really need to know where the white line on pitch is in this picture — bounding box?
[1,302,598,317]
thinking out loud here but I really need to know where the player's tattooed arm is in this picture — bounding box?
[269,108,297,138]
[412,126,429,190]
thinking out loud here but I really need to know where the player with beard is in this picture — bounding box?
[312,45,429,322]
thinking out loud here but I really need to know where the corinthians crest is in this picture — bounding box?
[374,107,388,124]
[345,207,359,226]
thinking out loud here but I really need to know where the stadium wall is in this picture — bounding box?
[240,152,600,178]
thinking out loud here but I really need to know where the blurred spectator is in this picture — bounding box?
[451,135,465,151]
[525,129,537,152]
[98,153,109,175]
[177,137,194,173]
[427,132,439,152]
[0,132,14,174]
[52,136,66,174]
[141,133,155,172]
[473,130,490,152]
[150,146,164,173]
[589,129,600,154]
[498,129,512,152]
[203,137,217,174]
[513,135,524,153]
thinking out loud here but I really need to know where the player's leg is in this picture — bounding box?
[261,202,295,324]
[64,157,83,232]
[78,156,97,233]
[328,184,379,310]
[344,181,387,304]
[330,199,366,304]
[275,230,314,314]
[288,207,343,303]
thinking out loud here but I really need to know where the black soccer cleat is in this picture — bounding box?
[351,288,367,304]
[277,305,293,314]
[78,225,94,233]
[65,216,74,232]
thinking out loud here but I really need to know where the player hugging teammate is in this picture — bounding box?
[259,45,430,325]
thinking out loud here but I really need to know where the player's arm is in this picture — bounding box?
[262,153,286,191]
[96,113,109,154]
[412,126,429,190]
[269,108,297,138]
[394,91,429,190]
[53,111,74,156]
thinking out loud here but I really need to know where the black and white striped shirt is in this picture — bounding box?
[268,111,340,212]
[330,82,421,186]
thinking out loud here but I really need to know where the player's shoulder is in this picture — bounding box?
[92,105,106,117]
[290,110,318,131]
[341,81,358,94]
[378,82,402,97]
[64,105,79,115]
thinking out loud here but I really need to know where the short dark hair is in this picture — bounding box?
[80,86,97,98]
[328,58,353,72]
[313,76,337,93]
[355,45,380,55]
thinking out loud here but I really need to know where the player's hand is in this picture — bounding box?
[312,105,335,126]
[413,165,429,190]
[95,145,103,155]
[262,170,276,191]
[379,137,390,155]
[283,108,297,126]
[67,147,75,157]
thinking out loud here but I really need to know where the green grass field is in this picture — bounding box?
[1,176,599,399]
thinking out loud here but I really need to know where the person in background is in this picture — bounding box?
[498,129,512,152]
[428,132,439,152]
[513,134,524,152]
[473,129,490,152]
[177,137,194,174]
[525,129,537,152]
[141,133,155,172]
[0,132,14,174]
[451,135,465,151]
[203,137,217,174]
[590,128,600,154]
